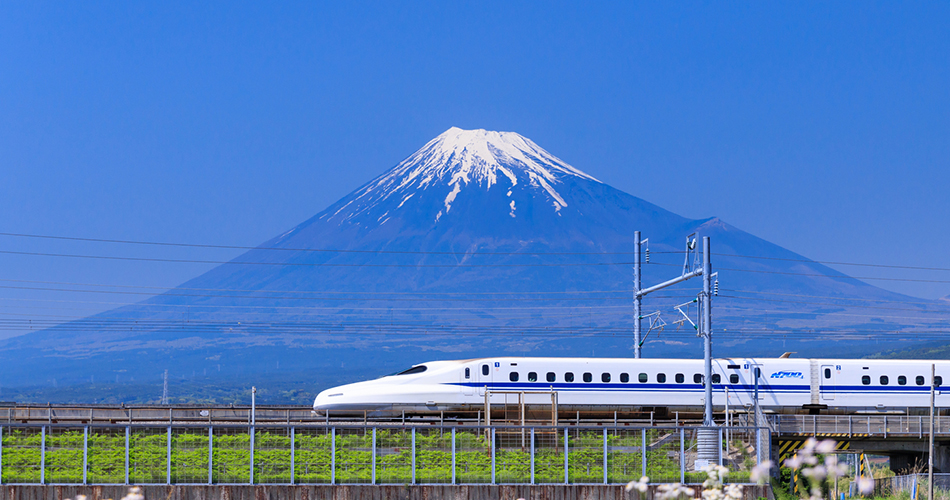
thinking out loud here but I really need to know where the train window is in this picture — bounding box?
[602,373,611,383]
[862,375,870,385]
[729,374,739,384]
[937,376,943,387]
[712,374,721,384]
[824,368,831,379]
[547,372,556,383]
[694,374,703,384]
[510,372,519,382]
[528,372,538,382]
[917,376,926,386]
[565,372,575,382]
[639,373,648,383]
[482,365,489,376]
[583,372,593,383]
[898,375,907,386]
[397,365,428,375]
[657,373,667,383]
[620,373,630,383]
[464,368,470,379]
[675,373,685,383]
[880,375,889,385]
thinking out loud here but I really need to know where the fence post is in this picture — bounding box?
[755,427,762,464]
[40,425,45,484]
[290,426,295,485]
[679,428,685,484]
[250,425,255,485]
[330,427,335,484]
[166,426,171,485]
[371,427,376,485]
[207,426,212,485]
[451,428,456,485]
[125,426,130,485]
[642,428,647,480]
[564,427,569,484]
[83,426,88,485]
[718,427,723,467]
[412,427,417,485]
[491,427,495,485]
[529,427,535,485]
[603,428,608,484]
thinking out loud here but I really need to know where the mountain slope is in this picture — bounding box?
[0,127,943,393]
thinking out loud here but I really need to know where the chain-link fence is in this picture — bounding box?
[0,424,765,485]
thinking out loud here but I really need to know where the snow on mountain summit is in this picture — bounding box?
[324,127,601,225]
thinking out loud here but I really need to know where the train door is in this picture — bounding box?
[461,366,475,396]
[820,365,836,400]
[477,361,493,396]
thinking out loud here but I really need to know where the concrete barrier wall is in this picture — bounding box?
[0,485,772,500]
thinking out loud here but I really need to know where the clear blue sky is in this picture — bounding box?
[1,1,949,329]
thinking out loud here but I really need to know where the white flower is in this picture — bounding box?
[724,484,743,500]
[857,476,875,495]
[76,496,88,500]
[816,439,837,454]
[802,437,818,454]
[785,454,804,469]
[626,476,650,493]
[750,460,773,484]
[802,464,827,481]
[120,487,144,500]
[657,483,694,500]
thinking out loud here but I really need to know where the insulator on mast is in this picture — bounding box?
[645,248,650,263]
[714,279,719,296]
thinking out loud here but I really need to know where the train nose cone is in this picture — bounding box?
[313,388,343,410]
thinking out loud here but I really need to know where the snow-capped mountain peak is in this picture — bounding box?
[326,127,601,224]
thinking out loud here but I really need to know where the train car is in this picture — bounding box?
[312,357,950,415]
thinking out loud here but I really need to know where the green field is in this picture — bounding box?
[0,427,754,484]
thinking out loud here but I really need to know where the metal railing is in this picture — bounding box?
[769,415,950,437]
[0,424,765,485]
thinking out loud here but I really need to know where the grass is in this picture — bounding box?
[0,427,756,484]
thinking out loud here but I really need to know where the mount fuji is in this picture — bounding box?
[0,127,945,397]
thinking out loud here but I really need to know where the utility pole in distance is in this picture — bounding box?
[702,236,713,426]
[633,231,643,358]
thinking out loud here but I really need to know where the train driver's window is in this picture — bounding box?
[657,373,666,383]
[824,368,831,379]
[917,376,926,386]
[880,375,889,385]
[862,375,870,385]
[583,372,593,383]
[620,373,630,383]
[639,373,648,383]
[729,374,739,384]
[547,372,556,383]
[482,365,489,376]
[693,374,702,383]
[528,372,538,382]
[510,372,519,382]
[712,374,721,384]
[565,372,575,382]
[898,375,907,386]
[675,373,685,383]
[936,376,943,387]
[602,373,611,383]
[465,368,470,379]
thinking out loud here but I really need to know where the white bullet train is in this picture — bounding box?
[313,356,950,415]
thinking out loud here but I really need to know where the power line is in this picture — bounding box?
[717,252,950,273]
[0,231,676,256]
[0,278,636,297]
[0,249,634,268]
